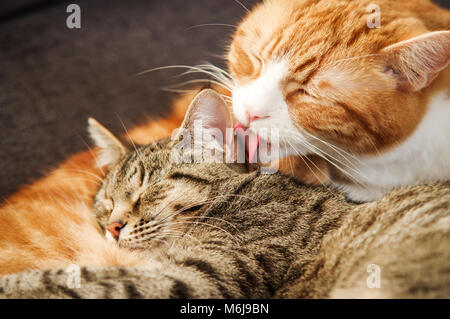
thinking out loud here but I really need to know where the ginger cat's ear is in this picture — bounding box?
[382,31,450,92]
[88,118,128,168]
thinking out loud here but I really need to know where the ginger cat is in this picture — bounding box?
[226,0,450,201]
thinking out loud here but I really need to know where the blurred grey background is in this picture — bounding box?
[0,0,259,198]
[0,0,449,198]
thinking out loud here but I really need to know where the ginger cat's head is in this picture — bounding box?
[228,0,450,157]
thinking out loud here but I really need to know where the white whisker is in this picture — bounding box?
[233,0,250,13]
[184,23,236,31]
[284,135,370,189]
[180,216,240,233]
[77,134,105,177]
[59,168,104,184]
[301,130,368,168]
[170,221,238,242]
[282,128,371,181]
[115,113,141,158]
[285,140,330,189]
[164,78,232,92]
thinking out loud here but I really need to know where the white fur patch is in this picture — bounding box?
[335,91,450,201]
[232,60,310,157]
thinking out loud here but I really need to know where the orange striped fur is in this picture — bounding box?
[227,0,450,198]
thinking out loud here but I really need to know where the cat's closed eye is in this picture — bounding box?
[285,80,308,98]
[382,65,396,76]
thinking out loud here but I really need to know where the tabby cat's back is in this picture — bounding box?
[277,182,450,298]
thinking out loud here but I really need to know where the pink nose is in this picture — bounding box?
[106,222,124,239]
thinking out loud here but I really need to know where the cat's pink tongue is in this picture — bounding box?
[234,123,260,162]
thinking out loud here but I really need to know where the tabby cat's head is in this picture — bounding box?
[228,0,450,155]
[89,90,252,249]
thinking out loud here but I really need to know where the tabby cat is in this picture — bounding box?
[226,0,450,202]
[1,89,448,298]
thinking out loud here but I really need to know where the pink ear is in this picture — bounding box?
[174,89,234,150]
[184,89,233,134]
[382,31,450,92]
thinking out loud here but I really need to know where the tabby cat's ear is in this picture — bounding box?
[174,88,233,148]
[382,31,450,92]
[88,118,128,168]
